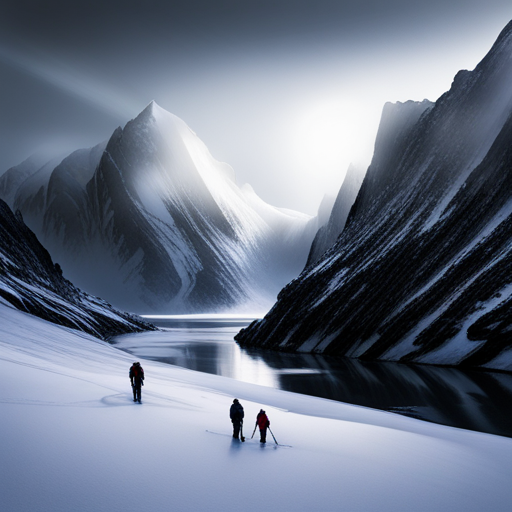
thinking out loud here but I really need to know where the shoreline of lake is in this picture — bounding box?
[112,316,512,438]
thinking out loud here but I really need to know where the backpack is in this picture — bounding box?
[130,364,144,382]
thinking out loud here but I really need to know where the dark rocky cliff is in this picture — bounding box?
[0,198,154,338]
[236,21,512,371]
[306,163,364,267]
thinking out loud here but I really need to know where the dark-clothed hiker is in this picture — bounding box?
[256,409,270,443]
[129,362,144,403]
[230,399,244,439]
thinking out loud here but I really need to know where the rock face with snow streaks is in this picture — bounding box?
[236,21,512,371]
[306,163,363,267]
[0,103,317,313]
[0,199,154,338]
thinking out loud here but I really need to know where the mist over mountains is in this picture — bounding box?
[0,102,321,314]
[236,21,512,371]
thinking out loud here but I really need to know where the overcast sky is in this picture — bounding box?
[1,1,511,214]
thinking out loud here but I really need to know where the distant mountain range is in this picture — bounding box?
[0,102,323,314]
[236,21,512,371]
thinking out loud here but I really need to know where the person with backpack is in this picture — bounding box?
[230,398,244,439]
[129,362,144,403]
[256,409,270,443]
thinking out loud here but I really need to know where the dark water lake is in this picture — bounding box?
[112,316,512,438]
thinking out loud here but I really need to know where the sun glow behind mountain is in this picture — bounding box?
[290,97,379,190]
[0,1,511,215]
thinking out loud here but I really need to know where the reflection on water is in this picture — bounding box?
[112,316,512,438]
[113,316,280,389]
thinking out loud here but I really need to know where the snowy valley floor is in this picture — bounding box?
[1,304,512,512]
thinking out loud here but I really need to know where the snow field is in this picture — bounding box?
[1,304,512,512]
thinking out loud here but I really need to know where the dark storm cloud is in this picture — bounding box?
[1,1,511,213]
[5,0,508,55]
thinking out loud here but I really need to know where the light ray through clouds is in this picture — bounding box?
[0,43,138,120]
[0,1,511,215]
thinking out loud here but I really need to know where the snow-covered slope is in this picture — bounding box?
[0,103,317,314]
[0,198,153,338]
[2,304,512,512]
[236,21,512,371]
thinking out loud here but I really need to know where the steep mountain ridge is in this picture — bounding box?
[235,21,512,371]
[0,198,153,338]
[0,102,317,313]
[306,163,364,267]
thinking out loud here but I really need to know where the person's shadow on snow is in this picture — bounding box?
[229,438,243,454]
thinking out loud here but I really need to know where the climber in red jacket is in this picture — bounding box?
[256,409,270,443]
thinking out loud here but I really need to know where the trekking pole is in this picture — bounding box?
[251,423,257,439]
[268,427,278,445]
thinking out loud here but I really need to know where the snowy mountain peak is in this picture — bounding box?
[1,103,317,314]
[135,100,188,132]
[138,99,163,117]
